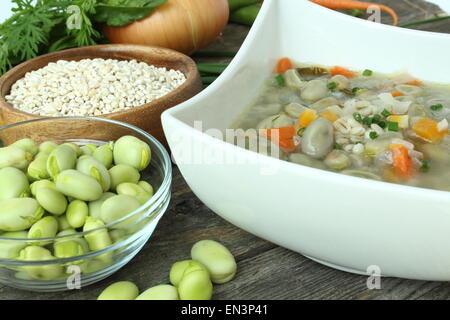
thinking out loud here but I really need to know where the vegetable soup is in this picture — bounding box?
[230,58,450,191]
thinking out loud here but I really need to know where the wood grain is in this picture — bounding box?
[1,0,450,300]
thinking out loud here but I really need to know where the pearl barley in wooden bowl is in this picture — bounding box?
[0,44,202,146]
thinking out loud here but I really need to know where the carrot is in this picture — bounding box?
[276,57,293,74]
[263,126,296,152]
[412,118,447,142]
[309,0,398,26]
[405,79,423,86]
[390,144,413,178]
[330,66,355,78]
[391,91,403,97]
[297,109,318,128]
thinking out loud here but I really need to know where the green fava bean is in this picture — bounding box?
[0,231,28,259]
[61,142,82,156]
[55,170,103,201]
[0,145,32,170]
[57,215,71,231]
[169,260,208,287]
[178,262,213,300]
[54,238,87,259]
[83,217,112,251]
[27,216,58,245]
[138,181,154,195]
[97,281,139,300]
[88,192,115,219]
[136,284,179,300]
[80,257,112,274]
[27,153,50,180]
[0,167,30,200]
[113,136,151,171]
[116,183,151,204]
[11,138,38,156]
[30,179,56,197]
[47,145,77,179]
[36,187,67,215]
[80,144,97,156]
[18,246,63,280]
[109,164,140,190]
[109,229,127,243]
[39,141,58,154]
[66,200,88,228]
[76,155,111,192]
[0,198,44,231]
[100,195,141,228]
[191,240,237,284]
[93,143,113,169]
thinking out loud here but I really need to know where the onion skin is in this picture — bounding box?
[104,0,229,54]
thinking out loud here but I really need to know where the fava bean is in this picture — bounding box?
[83,217,112,251]
[35,187,67,215]
[113,136,151,171]
[80,144,97,156]
[136,284,179,300]
[46,145,77,179]
[88,192,115,219]
[11,138,38,156]
[27,153,50,180]
[0,167,30,200]
[178,262,213,300]
[30,179,56,197]
[100,195,141,228]
[0,231,28,259]
[76,155,111,192]
[66,200,89,228]
[54,238,88,259]
[93,143,114,169]
[137,181,154,195]
[0,198,44,231]
[97,281,139,300]
[39,141,58,154]
[61,142,82,157]
[18,246,63,280]
[116,183,151,204]
[169,260,208,287]
[191,240,237,284]
[80,257,112,274]
[57,215,71,231]
[56,170,103,201]
[27,216,58,244]
[109,229,127,243]
[301,118,334,159]
[109,164,140,190]
[0,145,32,170]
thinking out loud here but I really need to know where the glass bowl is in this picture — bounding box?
[0,117,172,291]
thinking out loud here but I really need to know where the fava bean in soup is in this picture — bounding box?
[230,57,450,191]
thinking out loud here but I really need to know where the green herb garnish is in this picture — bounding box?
[275,74,285,86]
[378,120,387,129]
[362,69,373,76]
[334,143,343,150]
[381,109,391,117]
[387,121,399,132]
[353,112,363,123]
[327,82,337,90]
[372,114,381,124]
[297,127,306,136]
[362,116,372,126]
[352,87,361,94]
[420,159,431,173]
[369,131,378,140]
[430,104,443,111]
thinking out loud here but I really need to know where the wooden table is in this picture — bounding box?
[2,0,450,300]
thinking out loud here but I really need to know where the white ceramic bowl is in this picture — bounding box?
[162,0,450,281]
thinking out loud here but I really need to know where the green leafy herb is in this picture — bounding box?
[275,74,285,86]
[387,121,399,132]
[353,112,362,123]
[362,69,373,76]
[369,131,378,140]
[381,109,391,117]
[430,104,443,111]
[334,143,343,150]
[420,159,431,173]
[378,120,387,129]
[372,114,381,124]
[352,87,361,94]
[327,82,337,90]
[362,116,372,126]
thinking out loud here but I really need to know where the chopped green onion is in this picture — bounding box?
[275,74,285,86]
[430,104,443,111]
[334,143,343,150]
[420,159,431,173]
[369,131,378,140]
[352,87,361,93]
[327,82,337,90]
[381,109,391,117]
[347,9,365,17]
[378,120,387,129]
[387,121,399,132]
[362,69,373,76]
[353,112,363,123]
[297,127,306,136]
[362,116,372,126]
[372,114,381,124]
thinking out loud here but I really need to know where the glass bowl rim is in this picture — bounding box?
[0,116,172,245]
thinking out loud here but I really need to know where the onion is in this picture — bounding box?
[104,0,229,54]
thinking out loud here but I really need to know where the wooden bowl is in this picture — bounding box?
[0,44,202,146]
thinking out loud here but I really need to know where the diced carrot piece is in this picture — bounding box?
[389,144,413,178]
[320,109,339,123]
[412,118,447,142]
[330,66,355,78]
[276,57,293,74]
[391,91,403,97]
[405,79,423,86]
[297,109,318,128]
[263,126,296,152]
